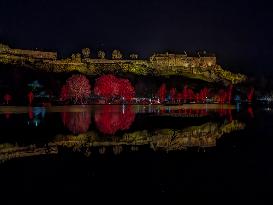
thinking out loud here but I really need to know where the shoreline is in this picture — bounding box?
[0,104,236,114]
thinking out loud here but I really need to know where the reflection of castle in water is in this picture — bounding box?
[0,120,245,162]
[55,120,245,152]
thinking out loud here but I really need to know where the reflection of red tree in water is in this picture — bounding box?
[28,91,34,106]
[95,106,135,134]
[247,87,254,103]
[218,108,233,122]
[4,112,11,119]
[62,112,91,134]
[247,106,254,118]
[28,107,34,120]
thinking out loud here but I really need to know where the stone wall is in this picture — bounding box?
[150,53,216,68]
[0,44,57,60]
[8,49,57,60]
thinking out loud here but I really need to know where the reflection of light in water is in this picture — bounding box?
[122,104,125,114]
[149,104,152,113]
[4,113,11,119]
[27,107,46,127]
[52,120,246,155]
[33,107,46,118]
[62,112,91,135]
[236,103,240,112]
[247,107,254,118]
[95,105,135,135]
[0,110,247,161]
[34,119,40,127]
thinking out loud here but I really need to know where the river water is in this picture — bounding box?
[0,105,272,194]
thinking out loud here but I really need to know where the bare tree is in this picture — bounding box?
[112,50,122,59]
[130,53,138,59]
[82,48,90,59]
[98,50,106,59]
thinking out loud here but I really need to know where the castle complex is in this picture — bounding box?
[0,43,246,84]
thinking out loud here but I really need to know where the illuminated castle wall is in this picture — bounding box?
[0,44,57,60]
[150,53,216,68]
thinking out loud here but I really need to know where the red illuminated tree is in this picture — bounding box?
[60,84,69,102]
[170,88,176,102]
[198,87,209,103]
[118,79,136,100]
[182,85,188,102]
[187,88,195,102]
[4,94,12,105]
[94,75,119,100]
[218,89,226,104]
[195,93,200,103]
[227,85,233,104]
[213,85,233,104]
[64,74,91,104]
[157,83,166,102]
[176,92,183,103]
[94,75,135,102]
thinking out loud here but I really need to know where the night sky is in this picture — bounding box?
[0,0,273,75]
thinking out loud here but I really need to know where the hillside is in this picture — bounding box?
[0,44,246,84]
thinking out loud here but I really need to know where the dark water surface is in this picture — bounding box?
[0,105,272,194]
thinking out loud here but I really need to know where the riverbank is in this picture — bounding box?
[0,104,236,114]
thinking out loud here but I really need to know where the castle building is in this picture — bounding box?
[150,52,216,68]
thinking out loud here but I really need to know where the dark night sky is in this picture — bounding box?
[0,0,273,75]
